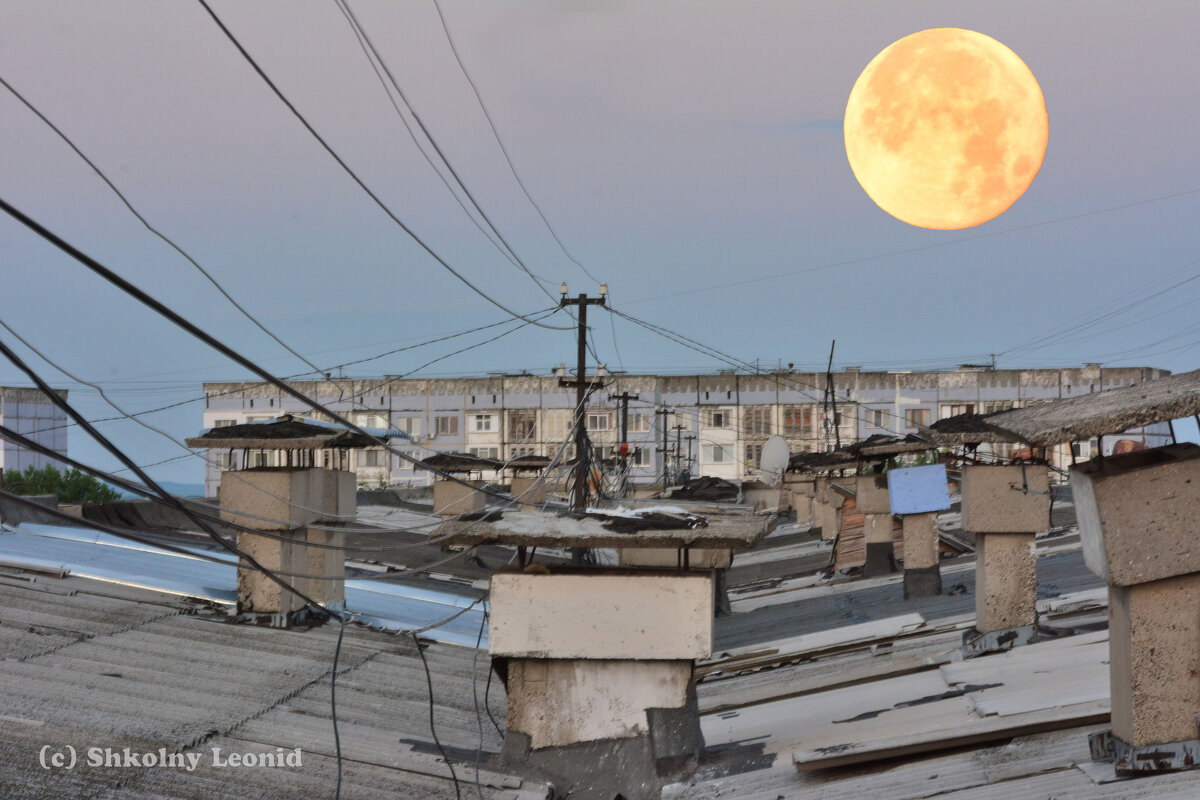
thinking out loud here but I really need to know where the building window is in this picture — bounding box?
[742,407,772,437]
[745,443,763,469]
[213,419,237,428]
[247,450,276,468]
[467,447,499,459]
[943,403,975,419]
[819,409,844,428]
[212,452,232,470]
[707,408,731,428]
[395,450,423,469]
[357,449,383,468]
[586,411,612,432]
[355,412,388,429]
[703,445,732,464]
[508,410,537,441]
[783,405,815,436]
[435,416,459,436]
[868,409,884,428]
[630,413,652,433]
[393,416,421,436]
[905,408,931,428]
[473,414,494,432]
[630,447,652,466]
[509,445,538,458]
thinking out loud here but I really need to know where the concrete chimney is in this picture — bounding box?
[811,476,838,541]
[960,463,1050,655]
[220,467,353,623]
[856,473,896,577]
[1072,443,1200,774]
[491,571,712,798]
[509,474,548,511]
[887,464,953,598]
[433,477,486,518]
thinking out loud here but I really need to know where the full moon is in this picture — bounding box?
[844,28,1048,230]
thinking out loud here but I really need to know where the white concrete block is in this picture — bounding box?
[489,572,714,660]
[1071,443,1200,586]
[507,659,691,749]
[962,464,1050,534]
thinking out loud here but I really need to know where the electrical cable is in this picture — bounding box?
[0,75,325,376]
[0,196,562,506]
[481,608,503,738]
[470,597,488,800]
[430,0,602,285]
[621,187,1200,306]
[0,334,343,610]
[194,0,569,331]
[607,305,917,439]
[412,630,462,800]
[24,309,554,441]
[331,615,346,800]
[335,0,560,306]
[0,418,580,557]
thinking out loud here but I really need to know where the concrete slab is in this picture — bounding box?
[489,572,714,659]
[962,465,1050,534]
[1071,443,1200,586]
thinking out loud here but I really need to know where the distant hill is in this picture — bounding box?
[117,480,206,500]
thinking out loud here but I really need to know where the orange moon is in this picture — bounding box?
[844,28,1048,230]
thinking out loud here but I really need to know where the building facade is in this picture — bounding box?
[0,387,70,476]
[200,365,1171,495]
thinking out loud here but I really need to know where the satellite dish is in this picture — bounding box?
[759,435,790,487]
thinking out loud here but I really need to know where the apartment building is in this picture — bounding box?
[200,365,1171,495]
[0,387,70,475]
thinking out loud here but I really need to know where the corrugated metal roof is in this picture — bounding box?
[0,523,487,647]
[0,577,547,799]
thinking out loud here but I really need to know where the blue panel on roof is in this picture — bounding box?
[887,464,951,514]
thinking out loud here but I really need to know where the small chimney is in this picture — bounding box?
[856,472,896,577]
[960,463,1050,655]
[887,464,953,598]
[185,417,371,625]
[1071,443,1200,775]
[220,466,353,623]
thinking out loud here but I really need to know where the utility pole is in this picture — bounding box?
[824,339,841,450]
[559,283,607,513]
[655,408,674,487]
[672,423,684,480]
[608,391,639,455]
[608,390,639,497]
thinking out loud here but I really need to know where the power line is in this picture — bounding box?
[333,0,559,302]
[621,187,1200,306]
[0,197,555,505]
[194,0,570,331]
[430,0,602,285]
[0,75,325,376]
[605,305,917,438]
[997,258,1200,360]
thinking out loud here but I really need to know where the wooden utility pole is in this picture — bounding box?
[608,391,639,454]
[608,390,639,497]
[824,339,841,450]
[655,408,674,487]
[559,285,606,513]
